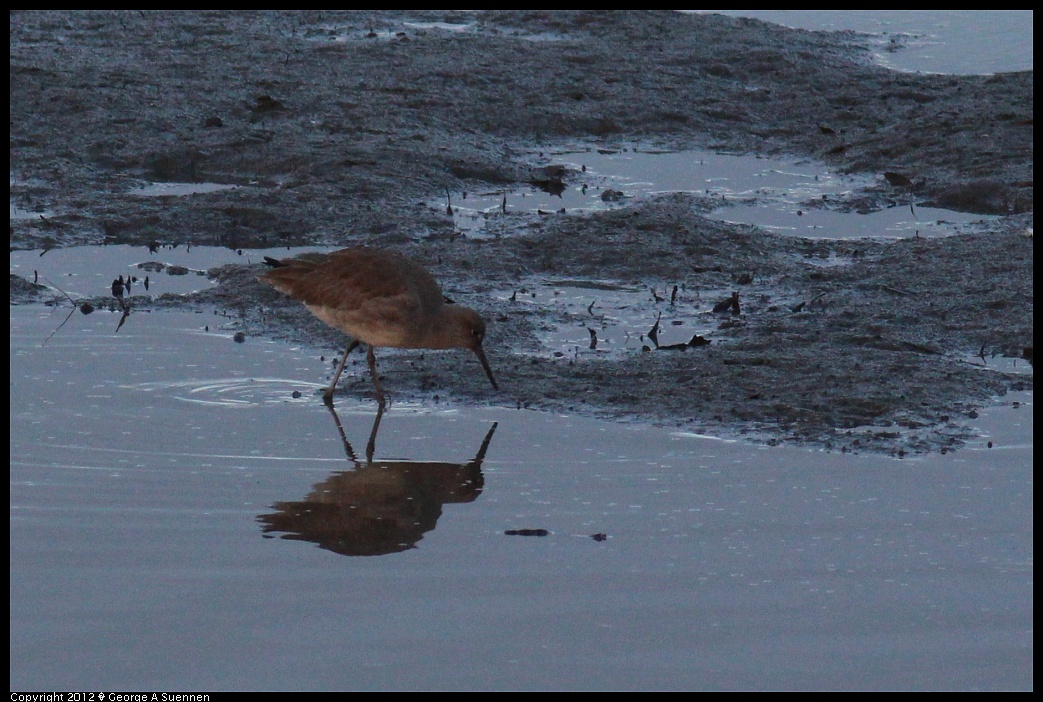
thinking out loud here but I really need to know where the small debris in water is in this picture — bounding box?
[505,529,549,537]
[531,165,567,195]
[647,311,661,348]
[251,95,285,114]
[657,334,711,351]
[884,171,915,189]
[713,291,741,316]
[233,332,246,343]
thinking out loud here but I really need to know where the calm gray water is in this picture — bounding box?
[696,10,1032,75]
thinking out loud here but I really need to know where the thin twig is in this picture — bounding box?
[40,277,78,347]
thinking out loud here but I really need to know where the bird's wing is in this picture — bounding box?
[260,248,437,317]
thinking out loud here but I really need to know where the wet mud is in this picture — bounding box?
[10,11,1033,454]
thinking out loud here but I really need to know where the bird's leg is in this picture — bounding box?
[323,399,360,462]
[365,401,385,463]
[366,344,386,406]
[324,338,360,405]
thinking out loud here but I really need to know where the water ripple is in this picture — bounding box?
[126,377,325,407]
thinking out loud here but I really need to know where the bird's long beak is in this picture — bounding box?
[473,346,499,390]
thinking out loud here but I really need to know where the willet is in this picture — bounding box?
[260,247,498,404]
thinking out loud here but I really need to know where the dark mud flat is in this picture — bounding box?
[10,10,1033,454]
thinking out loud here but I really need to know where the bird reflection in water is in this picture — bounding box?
[258,404,498,557]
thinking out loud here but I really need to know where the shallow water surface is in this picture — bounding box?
[9,244,327,299]
[9,305,1032,690]
[129,182,242,197]
[695,10,1033,75]
[441,146,994,239]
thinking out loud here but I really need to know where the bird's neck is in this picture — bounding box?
[421,305,473,349]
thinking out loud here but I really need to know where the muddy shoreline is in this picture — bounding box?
[10,11,1033,454]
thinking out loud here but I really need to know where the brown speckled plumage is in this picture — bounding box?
[261,248,497,404]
